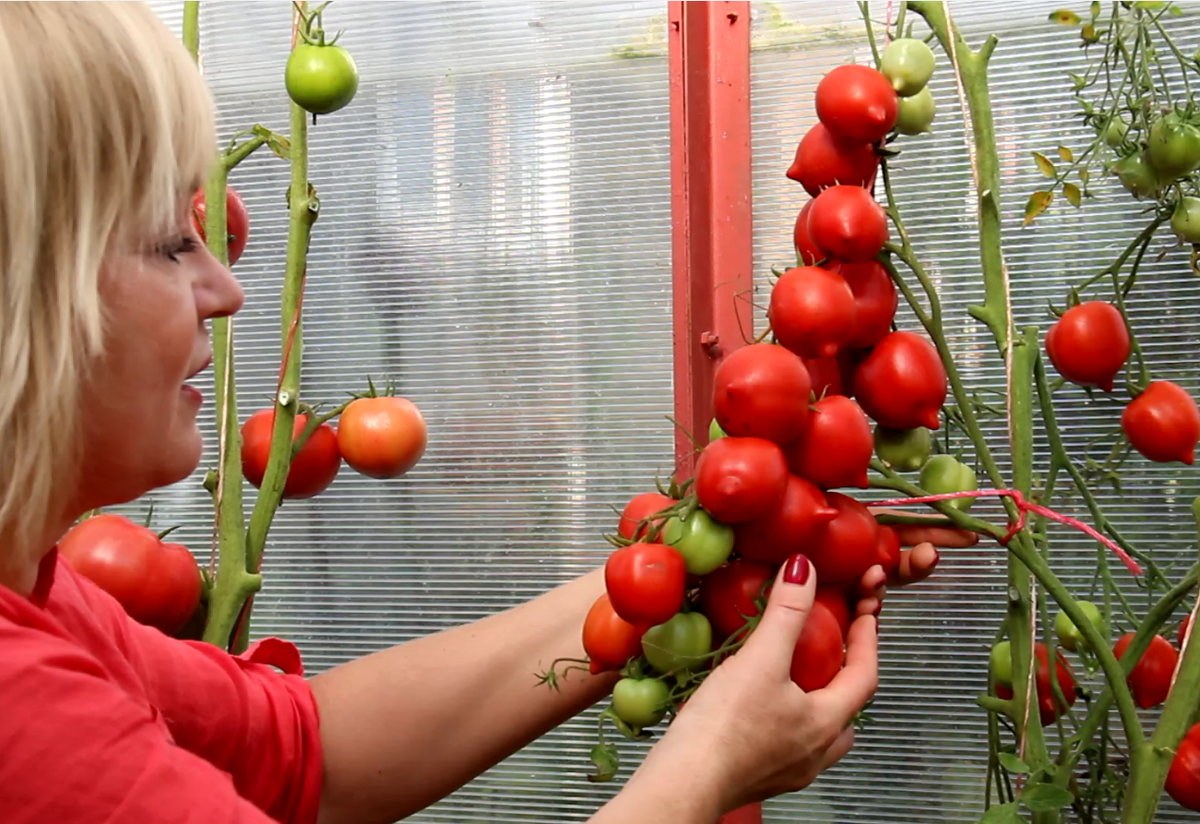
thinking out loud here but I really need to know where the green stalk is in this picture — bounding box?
[182,1,199,60]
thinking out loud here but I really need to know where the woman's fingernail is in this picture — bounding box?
[932,548,941,566]
[784,554,810,586]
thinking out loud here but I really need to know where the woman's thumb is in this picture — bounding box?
[740,554,816,663]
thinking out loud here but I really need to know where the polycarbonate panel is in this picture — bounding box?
[751,2,1199,823]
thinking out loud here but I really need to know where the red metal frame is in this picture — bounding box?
[668,3,759,823]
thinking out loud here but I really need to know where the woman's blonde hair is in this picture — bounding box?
[0,2,215,562]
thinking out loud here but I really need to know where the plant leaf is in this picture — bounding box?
[1079,168,1090,184]
[1049,9,1082,24]
[1091,0,1101,18]
[1081,23,1100,43]
[1024,191,1054,225]
[1021,783,1075,812]
[1058,145,1075,162]
[1169,3,1184,15]
[1033,152,1058,177]
[999,752,1032,774]
[587,743,619,783]
[979,802,1027,824]
[1064,182,1083,207]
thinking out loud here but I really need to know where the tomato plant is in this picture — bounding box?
[336,396,427,479]
[789,597,846,692]
[807,185,890,263]
[918,454,978,511]
[698,559,775,640]
[1121,380,1200,465]
[583,593,644,675]
[830,261,899,350]
[768,266,858,360]
[733,475,838,564]
[1114,632,1180,709]
[880,37,936,97]
[605,542,686,627]
[618,492,677,542]
[1044,301,1130,393]
[1166,724,1200,812]
[786,122,880,197]
[815,63,899,143]
[191,186,250,266]
[787,395,873,490]
[641,612,713,674]
[1054,600,1104,653]
[803,492,880,585]
[873,425,931,471]
[713,343,812,444]
[994,643,1078,726]
[694,437,789,524]
[661,508,734,575]
[241,409,342,499]
[285,39,360,115]
[1146,110,1200,180]
[854,330,947,430]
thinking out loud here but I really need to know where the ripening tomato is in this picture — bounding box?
[994,642,1077,725]
[241,409,342,499]
[336,396,427,479]
[804,492,880,585]
[815,64,899,144]
[807,185,889,264]
[793,200,824,266]
[605,542,687,627]
[786,122,880,197]
[661,508,735,575]
[713,343,812,445]
[699,559,776,640]
[694,437,789,524]
[854,331,947,430]
[787,395,873,490]
[804,356,844,399]
[618,492,677,542]
[1122,381,1200,465]
[191,186,250,266]
[1114,632,1180,709]
[1166,723,1200,812]
[815,586,852,638]
[734,475,837,564]
[768,266,858,359]
[829,261,898,349]
[789,597,846,692]
[641,612,713,674]
[874,524,901,575]
[1045,302,1130,392]
[582,593,644,674]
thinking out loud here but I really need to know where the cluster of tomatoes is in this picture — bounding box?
[580,45,962,734]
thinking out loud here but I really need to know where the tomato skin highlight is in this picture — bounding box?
[815,64,899,144]
[713,343,812,445]
[241,410,342,499]
[1165,723,1200,812]
[1114,632,1179,709]
[1045,301,1130,393]
[336,396,427,479]
[582,593,644,674]
[605,542,687,627]
[733,475,838,564]
[618,492,677,542]
[787,395,873,490]
[854,330,947,430]
[191,186,250,265]
[789,597,846,692]
[807,185,890,264]
[829,261,899,350]
[786,122,880,197]
[768,266,858,360]
[1121,380,1200,465]
[694,437,790,524]
[804,492,881,585]
[699,559,776,640]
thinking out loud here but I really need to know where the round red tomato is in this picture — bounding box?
[605,542,687,627]
[1121,380,1200,465]
[804,356,844,399]
[713,343,812,445]
[1166,723,1200,812]
[807,185,890,264]
[789,597,846,692]
[1045,302,1130,393]
[694,437,789,524]
[815,585,852,639]
[803,492,880,585]
[336,396,427,479]
[854,330,947,430]
[241,409,342,499]
[583,592,644,674]
[191,186,250,265]
[815,64,899,144]
[768,265,858,360]
[874,524,902,575]
[994,642,1077,725]
[787,395,873,490]
[786,122,880,197]
[830,261,898,349]
[793,201,824,266]
[1114,632,1180,709]
[734,475,838,564]
[618,492,677,542]
[699,559,776,640]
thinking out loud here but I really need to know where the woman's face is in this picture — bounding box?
[72,202,245,515]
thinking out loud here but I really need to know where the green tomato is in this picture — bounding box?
[612,677,670,729]
[919,454,978,511]
[895,86,936,135]
[990,640,1013,687]
[1147,111,1200,180]
[661,508,735,575]
[641,612,713,674]
[1055,600,1104,652]
[874,425,932,472]
[1103,116,1128,149]
[880,37,936,97]
[285,43,360,115]
[709,418,727,442]
[1172,197,1200,243]
[1111,153,1164,200]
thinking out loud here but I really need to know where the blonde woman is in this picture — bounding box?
[0,3,975,823]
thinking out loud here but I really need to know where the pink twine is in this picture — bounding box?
[872,488,1144,577]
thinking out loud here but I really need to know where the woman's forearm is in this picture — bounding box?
[311,566,616,824]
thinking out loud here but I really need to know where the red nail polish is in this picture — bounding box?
[932,548,941,566]
[784,554,810,586]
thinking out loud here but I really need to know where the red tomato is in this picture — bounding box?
[605,542,687,627]
[191,186,250,265]
[1121,381,1200,465]
[698,559,776,640]
[793,201,824,266]
[786,122,880,197]
[874,524,902,575]
[787,395,873,490]
[789,597,846,692]
[807,185,890,263]
[1045,302,1130,392]
[830,261,898,349]
[336,396,427,479]
[803,492,880,585]
[804,356,844,399]
[815,64,899,144]
[994,643,1077,725]
[768,266,858,359]
[854,331,947,430]
[583,593,644,674]
[694,437,789,524]
[58,514,201,634]
[1166,723,1200,812]
[713,343,812,445]
[618,492,677,542]
[1114,632,1180,709]
[734,475,838,564]
[241,409,342,499]
[836,347,870,398]
[815,585,852,639]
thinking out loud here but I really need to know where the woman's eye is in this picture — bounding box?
[159,235,199,263]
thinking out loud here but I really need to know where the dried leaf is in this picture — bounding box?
[1064,182,1083,207]
[1049,9,1082,24]
[1058,145,1075,162]
[1033,152,1058,178]
[1079,168,1091,184]
[1024,191,1053,225]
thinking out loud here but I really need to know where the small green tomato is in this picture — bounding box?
[895,86,936,135]
[612,677,670,729]
[880,37,936,97]
[661,508,735,575]
[1055,600,1104,652]
[919,454,978,511]
[874,425,932,472]
[990,640,1013,687]
[1172,197,1200,244]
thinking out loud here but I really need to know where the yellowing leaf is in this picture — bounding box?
[1033,152,1058,178]
[1058,145,1075,162]
[1049,9,1082,24]
[1064,182,1082,207]
[1079,168,1091,184]
[1024,191,1053,225]
[1090,1,1101,18]
[1081,23,1100,43]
